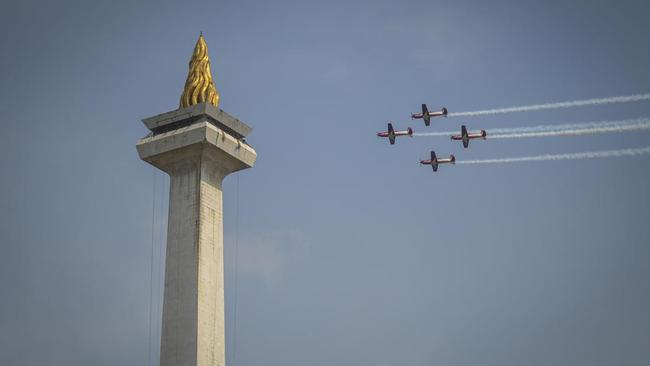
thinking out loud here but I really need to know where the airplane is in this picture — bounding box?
[411,104,448,126]
[376,123,413,145]
[420,151,455,172]
[451,125,486,148]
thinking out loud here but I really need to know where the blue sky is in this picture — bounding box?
[1,0,649,365]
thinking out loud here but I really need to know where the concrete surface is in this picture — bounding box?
[137,118,256,366]
[141,103,252,139]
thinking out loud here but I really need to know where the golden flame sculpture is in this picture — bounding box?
[180,34,220,108]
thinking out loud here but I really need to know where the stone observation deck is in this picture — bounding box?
[137,102,256,174]
[141,102,252,139]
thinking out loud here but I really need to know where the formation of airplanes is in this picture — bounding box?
[377,104,487,172]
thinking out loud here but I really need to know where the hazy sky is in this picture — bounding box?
[1,0,650,365]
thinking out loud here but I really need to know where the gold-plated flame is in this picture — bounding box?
[180,34,220,108]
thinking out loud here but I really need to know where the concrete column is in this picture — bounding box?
[137,109,256,366]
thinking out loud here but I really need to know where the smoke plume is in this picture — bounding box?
[457,147,650,165]
[413,117,650,138]
[448,94,650,117]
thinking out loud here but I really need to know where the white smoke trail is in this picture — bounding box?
[490,120,650,139]
[457,147,650,165]
[448,93,650,117]
[412,117,650,137]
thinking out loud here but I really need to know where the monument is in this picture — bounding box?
[136,34,256,366]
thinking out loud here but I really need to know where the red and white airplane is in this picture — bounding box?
[411,104,448,126]
[451,125,486,148]
[420,151,455,172]
[377,123,413,145]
